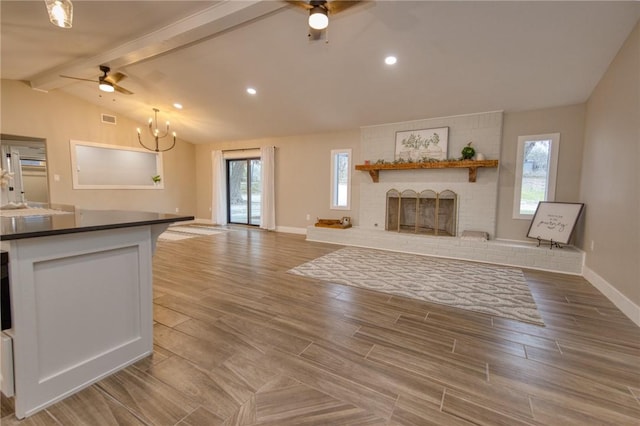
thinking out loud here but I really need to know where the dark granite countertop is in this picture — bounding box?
[0,204,194,241]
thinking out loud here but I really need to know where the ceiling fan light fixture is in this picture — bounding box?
[98,80,115,93]
[45,0,73,29]
[308,6,328,30]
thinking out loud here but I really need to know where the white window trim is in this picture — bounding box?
[330,148,351,210]
[512,133,560,219]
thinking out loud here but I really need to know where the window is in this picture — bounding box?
[70,140,163,189]
[330,149,351,210]
[513,133,560,219]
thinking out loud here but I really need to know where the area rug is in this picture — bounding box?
[288,247,544,325]
[158,224,230,241]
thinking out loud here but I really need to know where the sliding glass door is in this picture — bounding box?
[227,158,261,225]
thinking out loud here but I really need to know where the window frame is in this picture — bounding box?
[330,148,352,210]
[512,133,560,220]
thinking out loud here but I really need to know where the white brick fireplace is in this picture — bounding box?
[359,111,503,236]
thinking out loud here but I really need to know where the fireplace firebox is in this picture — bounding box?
[386,189,457,236]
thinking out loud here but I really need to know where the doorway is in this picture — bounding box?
[1,134,49,204]
[227,158,261,225]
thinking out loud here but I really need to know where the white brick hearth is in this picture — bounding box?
[307,226,584,275]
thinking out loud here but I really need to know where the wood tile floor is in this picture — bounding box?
[2,228,639,425]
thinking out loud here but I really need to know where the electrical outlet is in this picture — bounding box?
[306,213,311,221]
[175,207,179,213]
[590,240,595,251]
[54,174,60,182]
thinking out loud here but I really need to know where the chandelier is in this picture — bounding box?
[137,108,177,152]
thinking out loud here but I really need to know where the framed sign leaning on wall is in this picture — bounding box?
[527,201,584,246]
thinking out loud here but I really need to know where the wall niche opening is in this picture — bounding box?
[386,189,457,236]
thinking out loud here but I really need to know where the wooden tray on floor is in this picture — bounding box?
[315,218,352,229]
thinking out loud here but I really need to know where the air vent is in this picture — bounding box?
[101,113,117,125]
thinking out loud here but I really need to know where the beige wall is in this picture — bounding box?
[195,130,361,229]
[496,104,586,241]
[0,80,197,215]
[579,22,639,306]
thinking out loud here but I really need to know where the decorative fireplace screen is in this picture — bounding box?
[386,189,457,236]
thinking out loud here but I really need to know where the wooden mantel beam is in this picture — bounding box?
[354,159,499,183]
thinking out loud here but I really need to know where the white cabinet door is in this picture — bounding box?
[8,226,154,418]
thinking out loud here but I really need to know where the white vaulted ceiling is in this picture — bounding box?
[1,1,638,144]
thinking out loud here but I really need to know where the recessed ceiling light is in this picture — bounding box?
[173,103,183,109]
[385,56,397,65]
[246,87,257,95]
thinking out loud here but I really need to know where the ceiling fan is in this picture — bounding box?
[286,1,362,31]
[60,65,134,95]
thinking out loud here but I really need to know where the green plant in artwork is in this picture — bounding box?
[400,132,441,151]
[151,175,162,183]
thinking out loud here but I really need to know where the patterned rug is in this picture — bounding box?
[288,247,544,325]
[158,224,229,241]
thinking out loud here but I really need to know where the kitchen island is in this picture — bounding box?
[0,205,193,419]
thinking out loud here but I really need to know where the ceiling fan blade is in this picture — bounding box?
[113,84,134,95]
[60,75,98,83]
[327,0,361,14]
[286,0,313,10]
[104,72,127,85]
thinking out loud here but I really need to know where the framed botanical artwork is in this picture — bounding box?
[395,127,449,162]
[527,202,584,245]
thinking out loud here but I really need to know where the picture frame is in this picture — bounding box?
[527,202,584,245]
[395,127,448,162]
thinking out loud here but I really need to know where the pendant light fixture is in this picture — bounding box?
[44,0,73,29]
[137,108,177,152]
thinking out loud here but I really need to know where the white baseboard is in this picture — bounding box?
[276,226,307,235]
[192,220,305,236]
[583,266,640,327]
